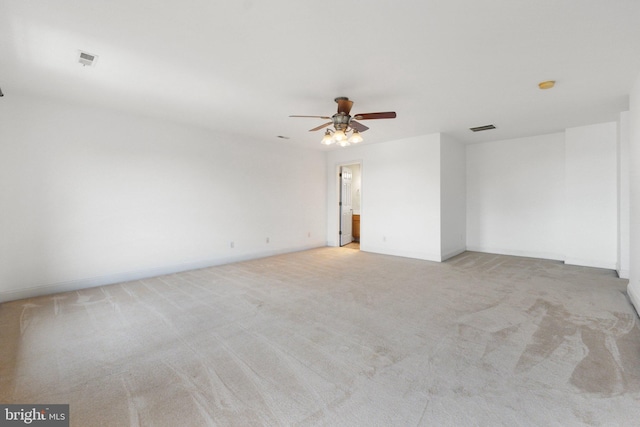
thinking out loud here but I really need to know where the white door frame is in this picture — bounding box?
[340,166,353,246]
[334,160,362,247]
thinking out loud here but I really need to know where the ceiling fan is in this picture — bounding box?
[290,97,396,146]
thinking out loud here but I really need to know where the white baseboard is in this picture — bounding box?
[465,246,564,262]
[440,248,467,261]
[361,245,441,263]
[617,269,630,279]
[441,247,466,261]
[628,283,640,318]
[0,244,325,303]
[467,247,618,271]
[563,257,617,271]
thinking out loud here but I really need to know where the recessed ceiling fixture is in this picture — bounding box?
[289,97,396,147]
[538,80,555,90]
[470,124,496,132]
[77,50,98,67]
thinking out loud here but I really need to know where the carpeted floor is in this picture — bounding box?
[1,249,639,426]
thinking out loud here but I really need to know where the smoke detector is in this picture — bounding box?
[77,50,98,67]
[538,80,555,90]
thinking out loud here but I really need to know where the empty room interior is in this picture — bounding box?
[2,1,640,425]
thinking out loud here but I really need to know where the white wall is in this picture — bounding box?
[628,73,640,315]
[564,122,618,269]
[466,133,566,260]
[326,134,442,261]
[618,112,631,279]
[0,94,327,302]
[440,134,466,260]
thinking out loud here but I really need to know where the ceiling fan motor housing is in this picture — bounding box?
[332,112,350,130]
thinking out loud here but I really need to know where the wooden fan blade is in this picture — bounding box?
[353,112,396,120]
[290,115,332,119]
[309,122,332,132]
[349,120,369,132]
[337,99,354,115]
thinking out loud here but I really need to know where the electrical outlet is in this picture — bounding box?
[308,232,311,237]
[230,241,234,249]
[266,237,270,244]
[383,236,387,242]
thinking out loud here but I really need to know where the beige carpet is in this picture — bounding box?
[1,249,639,426]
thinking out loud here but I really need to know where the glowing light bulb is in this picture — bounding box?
[348,131,363,144]
[321,130,335,145]
[333,130,346,141]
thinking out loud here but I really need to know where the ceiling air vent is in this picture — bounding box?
[469,124,496,132]
[77,50,98,67]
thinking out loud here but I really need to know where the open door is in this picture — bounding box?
[340,166,353,246]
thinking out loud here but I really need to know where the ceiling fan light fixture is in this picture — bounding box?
[333,129,346,141]
[321,130,335,145]
[290,97,396,148]
[348,130,363,144]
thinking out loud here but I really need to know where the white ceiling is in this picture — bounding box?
[2,0,640,149]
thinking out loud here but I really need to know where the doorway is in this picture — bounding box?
[339,163,361,249]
